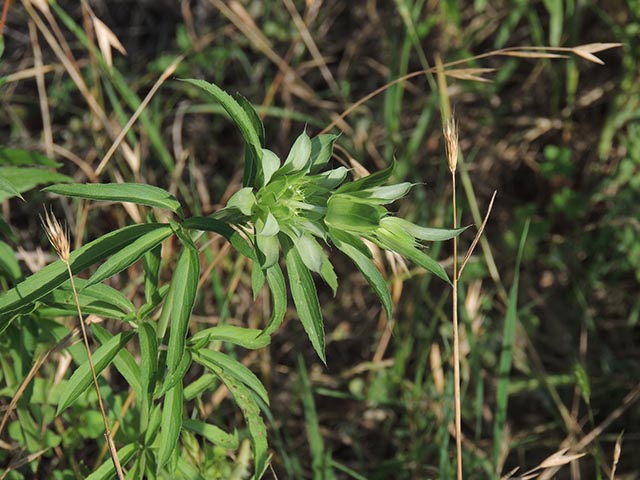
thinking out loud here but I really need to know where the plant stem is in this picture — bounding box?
[64,262,125,479]
[451,172,463,480]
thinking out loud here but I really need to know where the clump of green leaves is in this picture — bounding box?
[0,79,463,479]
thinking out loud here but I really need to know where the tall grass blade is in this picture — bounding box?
[493,219,530,472]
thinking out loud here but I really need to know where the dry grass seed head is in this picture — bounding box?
[444,116,459,174]
[41,208,70,262]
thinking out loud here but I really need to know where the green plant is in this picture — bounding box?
[0,79,463,479]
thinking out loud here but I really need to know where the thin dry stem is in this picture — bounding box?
[446,115,463,480]
[41,209,125,479]
[458,190,497,280]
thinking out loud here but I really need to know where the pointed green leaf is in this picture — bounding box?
[226,187,256,216]
[57,330,135,414]
[283,239,325,363]
[157,381,184,470]
[319,254,338,297]
[279,131,312,175]
[139,321,158,427]
[0,240,20,281]
[375,227,450,284]
[143,243,163,304]
[234,93,265,145]
[350,183,413,203]
[330,229,392,319]
[251,261,266,299]
[44,183,183,217]
[380,217,469,241]
[180,78,262,166]
[92,324,142,401]
[190,326,270,349]
[325,196,385,233]
[335,160,396,194]
[182,216,256,261]
[257,148,280,187]
[195,354,268,478]
[0,147,59,167]
[87,224,173,286]
[195,349,269,406]
[183,419,239,449]
[85,443,138,480]
[0,167,72,201]
[159,351,192,396]
[256,233,279,269]
[262,263,287,335]
[257,212,279,237]
[0,174,24,201]
[309,134,338,173]
[164,240,200,376]
[0,223,165,320]
[40,279,134,320]
[292,233,324,273]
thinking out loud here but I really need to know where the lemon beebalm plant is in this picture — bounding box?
[0,79,465,479]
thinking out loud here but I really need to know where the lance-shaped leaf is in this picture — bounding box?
[0,167,72,202]
[92,324,142,401]
[335,160,396,194]
[183,419,239,449]
[87,224,173,286]
[0,223,165,319]
[190,326,270,349]
[0,174,24,201]
[157,381,184,471]
[256,148,280,188]
[262,263,287,336]
[57,330,135,414]
[85,443,138,480]
[279,130,312,175]
[283,238,326,364]
[182,216,255,260]
[374,227,450,284]
[349,182,413,203]
[380,217,469,241]
[309,134,339,173]
[44,183,183,217]
[330,229,392,319]
[40,279,135,320]
[325,196,385,233]
[195,349,269,406]
[164,238,200,377]
[180,79,263,174]
[195,352,268,479]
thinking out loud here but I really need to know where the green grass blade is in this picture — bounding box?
[0,223,165,321]
[164,239,200,376]
[157,381,184,471]
[195,349,269,406]
[57,330,135,414]
[298,356,334,480]
[182,419,239,449]
[87,224,173,286]
[0,240,20,281]
[44,183,183,217]
[283,238,326,364]
[493,219,529,471]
